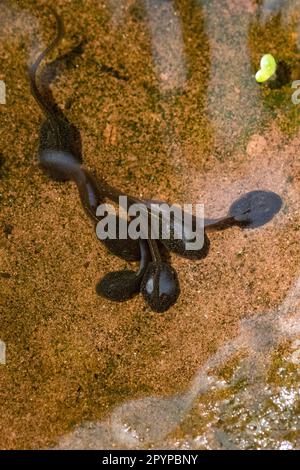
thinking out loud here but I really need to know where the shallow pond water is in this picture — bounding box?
[0,0,300,449]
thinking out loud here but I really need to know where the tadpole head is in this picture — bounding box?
[96,239,150,301]
[96,270,142,301]
[229,190,282,229]
[141,262,180,313]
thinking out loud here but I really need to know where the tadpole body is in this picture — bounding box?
[140,238,180,313]
[140,261,180,313]
[39,149,81,181]
[142,201,243,260]
[229,190,282,229]
[96,240,150,301]
[29,9,141,263]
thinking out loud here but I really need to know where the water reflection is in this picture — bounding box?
[144,0,187,93]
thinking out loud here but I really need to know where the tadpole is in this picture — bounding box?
[141,238,180,313]
[141,199,248,260]
[96,240,150,301]
[228,190,282,229]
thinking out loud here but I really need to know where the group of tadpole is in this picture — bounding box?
[28,9,282,312]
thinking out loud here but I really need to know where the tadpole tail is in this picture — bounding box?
[137,239,151,277]
[204,215,236,231]
[204,215,251,231]
[28,7,64,120]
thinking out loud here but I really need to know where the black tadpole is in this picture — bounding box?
[228,190,282,229]
[96,239,150,301]
[141,238,180,313]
